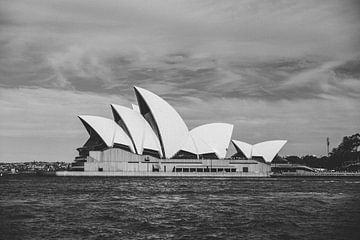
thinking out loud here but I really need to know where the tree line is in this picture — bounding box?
[277,133,360,170]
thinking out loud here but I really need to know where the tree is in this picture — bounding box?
[332,133,360,154]
[285,155,302,164]
[329,133,360,169]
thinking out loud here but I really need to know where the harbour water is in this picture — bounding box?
[1,176,359,239]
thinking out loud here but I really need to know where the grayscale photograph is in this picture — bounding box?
[0,0,359,239]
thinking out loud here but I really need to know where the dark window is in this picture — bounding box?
[173,150,197,159]
[197,168,203,172]
[113,143,132,152]
[200,153,219,159]
[183,168,189,172]
[204,168,210,172]
[98,167,103,172]
[231,148,248,159]
[175,168,182,172]
[211,168,217,172]
[231,168,236,172]
[252,156,265,162]
[218,168,223,172]
[142,149,161,158]
[225,168,230,172]
[243,167,248,172]
[190,168,196,172]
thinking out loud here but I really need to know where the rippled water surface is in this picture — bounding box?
[1,176,360,239]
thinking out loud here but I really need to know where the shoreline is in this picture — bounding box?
[55,171,270,178]
[55,171,360,178]
[2,171,360,178]
[271,172,360,177]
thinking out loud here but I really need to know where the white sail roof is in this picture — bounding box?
[232,139,287,162]
[231,140,252,159]
[181,133,214,156]
[111,104,162,157]
[190,123,234,159]
[131,104,140,113]
[78,115,135,152]
[252,140,287,162]
[134,86,189,158]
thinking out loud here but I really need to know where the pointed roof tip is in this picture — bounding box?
[134,86,150,93]
[231,139,250,144]
[111,104,131,111]
[278,139,288,146]
[133,86,141,94]
[110,103,117,110]
[78,115,88,120]
[78,114,97,118]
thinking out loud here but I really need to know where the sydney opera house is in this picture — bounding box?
[62,87,287,177]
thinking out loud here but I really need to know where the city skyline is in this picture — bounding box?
[0,0,359,162]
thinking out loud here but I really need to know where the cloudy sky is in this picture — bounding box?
[0,0,359,162]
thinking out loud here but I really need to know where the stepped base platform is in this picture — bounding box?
[56,171,269,178]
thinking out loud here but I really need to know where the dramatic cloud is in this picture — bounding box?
[0,0,359,161]
[0,87,130,161]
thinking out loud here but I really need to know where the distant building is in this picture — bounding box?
[271,163,315,175]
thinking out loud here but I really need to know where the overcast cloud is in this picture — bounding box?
[0,0,359,162]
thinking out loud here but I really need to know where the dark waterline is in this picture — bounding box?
[1,176,360,240]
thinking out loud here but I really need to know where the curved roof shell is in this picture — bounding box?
[111,104,162,157]
[252,140,287,162]
[134,86,189,158]
[189,123,234,159]
[131,104,140,113]
[231,140,252,159]
[181,133,214,156]
[78,115,135,152]
[232,139,287,162]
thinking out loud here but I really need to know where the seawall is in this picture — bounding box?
[271,172,360,177]
[56,171,270,178]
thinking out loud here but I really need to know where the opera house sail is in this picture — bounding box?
[59,87,287,177]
